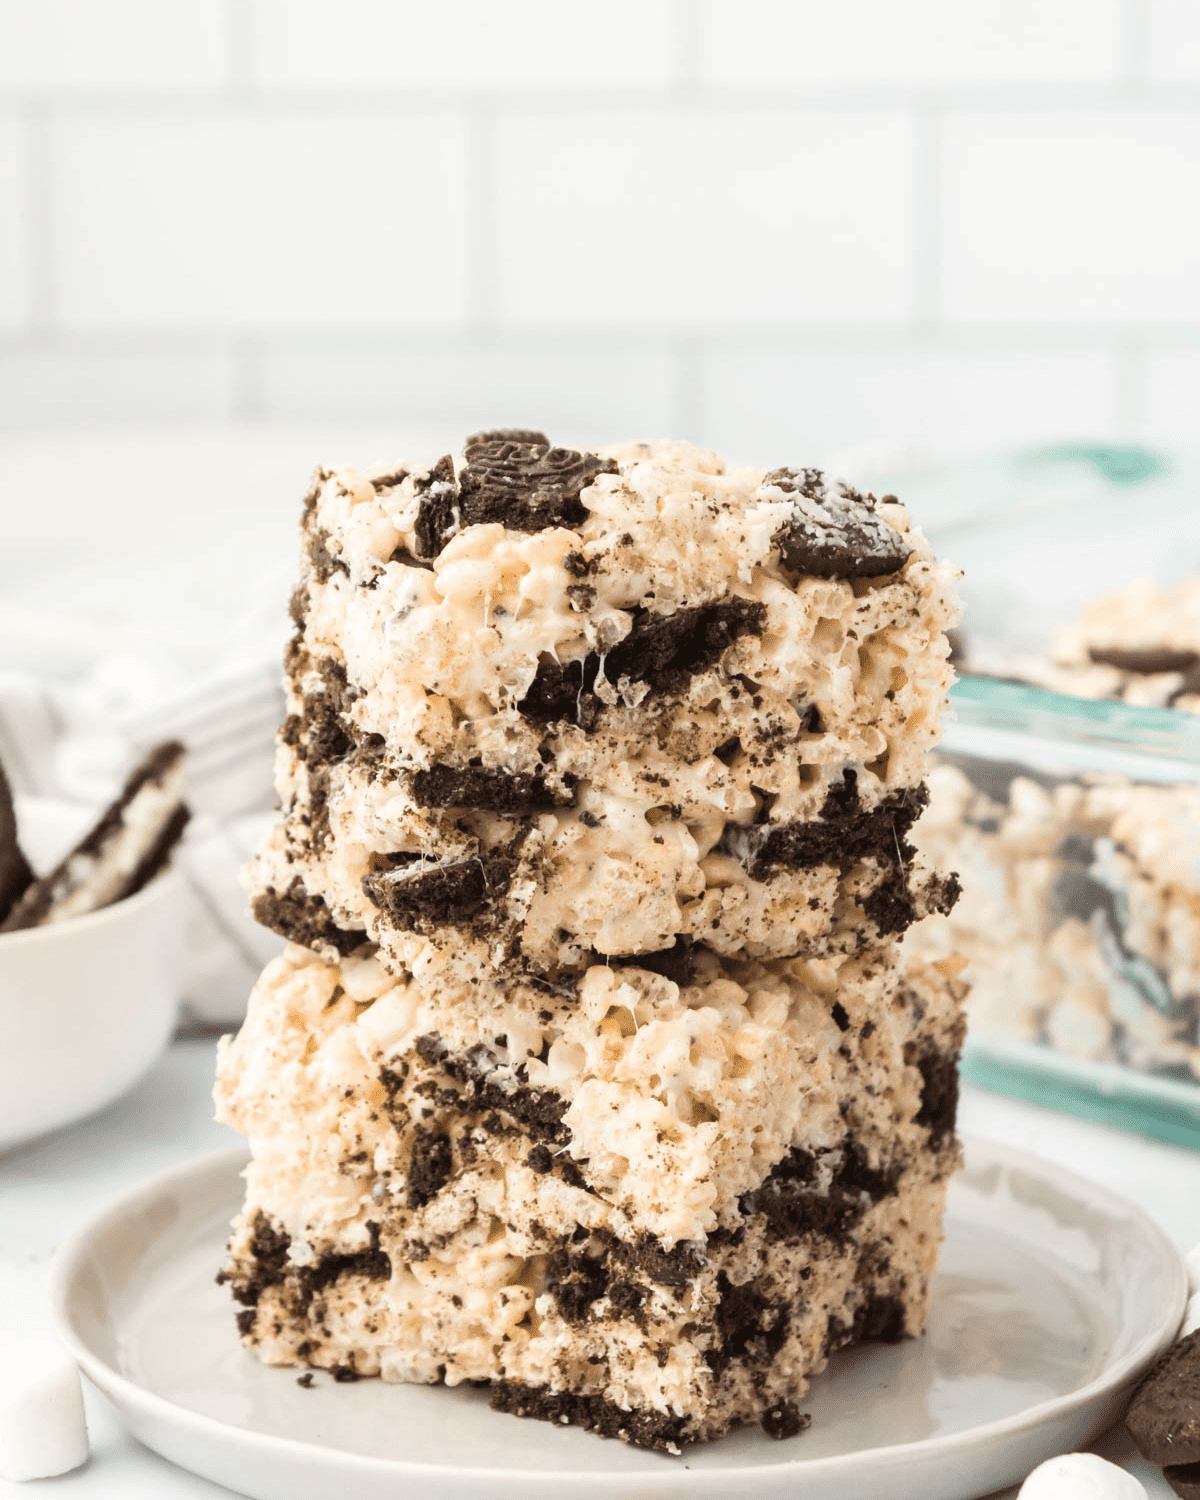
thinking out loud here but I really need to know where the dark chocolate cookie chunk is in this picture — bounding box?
[363,838,524,928]
[489,1380,692,1454]
[459,434,617,534]
[307,527,349,585]
[1088,645,1199,675]
[730,772,930,878]
[0,754,33,926]
[765,468,911,580]
[517,599,766,726]
[413,454,460,560]
[251,877,367,957]
[602,937,697,987]
[761,1402,810,1440]
[1126,1330,1200,1466]
[411,763,577,815]
[465,428,549,449]
[604,599,766,697]
[369,467,409,493]
[1165,1461,1200,1500]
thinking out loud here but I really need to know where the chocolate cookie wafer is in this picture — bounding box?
[1,741,190,933]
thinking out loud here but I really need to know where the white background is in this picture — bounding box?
[1,0,1199,463]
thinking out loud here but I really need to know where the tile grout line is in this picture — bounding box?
[225,0,257,98]
[1121,0,1151,96]
[670,335,704,442]
[911,105,942,332]
[672,0,701,90]
[465,101,497,337]
[231,340,264,422]
[21,105,56,340]
[1113,334,1144,437]
[6,327,1200,359]
[9,82,1200,118]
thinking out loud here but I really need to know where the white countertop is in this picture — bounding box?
[0,1038,1195,1500]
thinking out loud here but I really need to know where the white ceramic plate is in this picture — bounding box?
[50,1138,1184,1500]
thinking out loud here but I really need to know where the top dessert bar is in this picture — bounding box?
[250,434,959,989]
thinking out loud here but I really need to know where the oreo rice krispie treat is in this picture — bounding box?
[214,432,966,1451]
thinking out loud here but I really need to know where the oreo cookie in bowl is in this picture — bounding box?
[0,743,190,1151]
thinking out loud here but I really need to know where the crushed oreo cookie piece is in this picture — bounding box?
[602,937,698,987]
[251,877,367,957]
[413,454,460,560]
[370,467,409,492]
[761,1401,810,1441]
[518,600,766,725]
[307,527,349,585]
[411,764,577,815]
[765,467,911,580]
[407,1130,454,1209]
[489,1380,692,1453]
[1165,1461,1200,1500]
[1088,645,1200,675]
[727,771,929,880]
[738,1138,898,1247]
[460,434,617,534]
[363,839,523,929]
[912,1040,962,1149]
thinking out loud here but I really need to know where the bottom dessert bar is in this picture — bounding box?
[215,945,966,1451]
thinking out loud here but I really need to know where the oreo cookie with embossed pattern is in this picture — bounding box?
[459,433,617,535]
[465,428,550,449]
[765,467,911,581]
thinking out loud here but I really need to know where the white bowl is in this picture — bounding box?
[0,797,186,1153]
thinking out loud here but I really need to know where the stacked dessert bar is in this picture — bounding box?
[215,433,966,1450]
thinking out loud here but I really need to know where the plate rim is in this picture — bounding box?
[49,1136,1187,1490]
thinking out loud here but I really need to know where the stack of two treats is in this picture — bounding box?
[215,432,966,1450]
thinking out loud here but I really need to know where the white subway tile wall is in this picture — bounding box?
[942,110,1200,326]
[252,0,676,87]
[1146,0,1200,82]
[0,0,227,92]
[0,0,1197,458]
[494,110,917,329]
[698,0,1125,85]
[52,114,470,329]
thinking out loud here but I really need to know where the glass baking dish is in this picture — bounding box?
[886,445,1200,1147]
[910,675,1200,1149]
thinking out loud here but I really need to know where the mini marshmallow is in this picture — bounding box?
[1186,1242,1200,1298]
[0,1338,89,1482]
[1018,1453,1147,1500]
[1182,1290,1200,1339]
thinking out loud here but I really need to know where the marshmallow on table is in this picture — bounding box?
[1018,1452,1148,1499]
[1182,1291,1200,1339]
[0,1339,89,1482]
